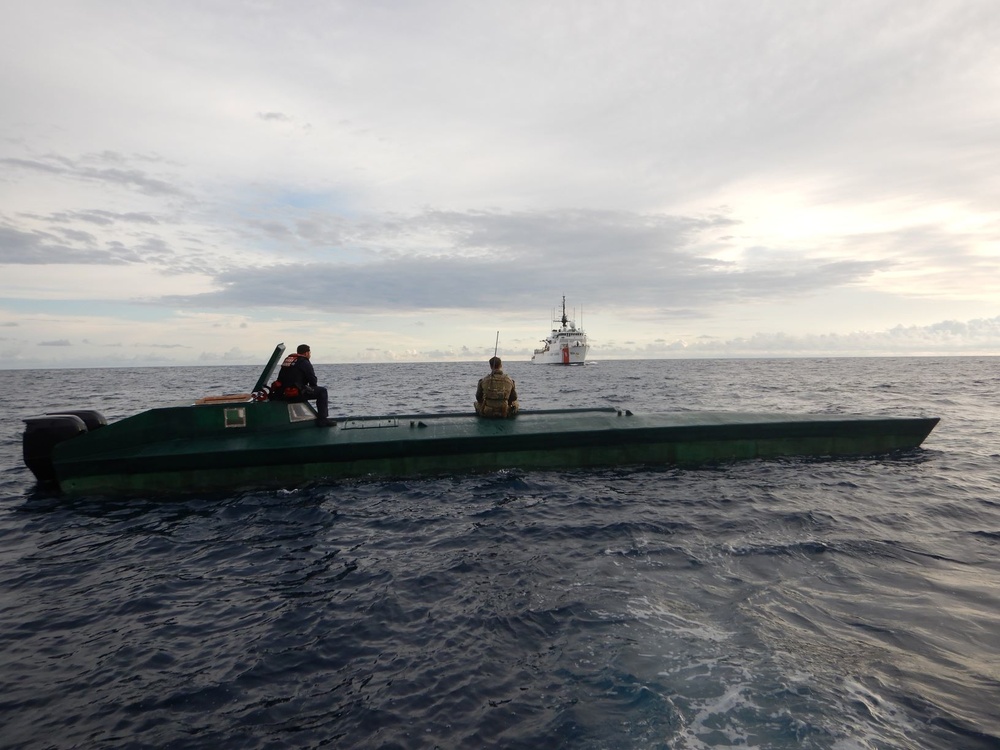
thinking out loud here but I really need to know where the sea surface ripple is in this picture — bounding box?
[1,357,998,749]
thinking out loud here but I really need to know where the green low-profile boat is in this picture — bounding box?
[23,344,940,496]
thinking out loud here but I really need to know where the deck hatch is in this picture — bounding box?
[287,403,315,423]
[224,407,247,428]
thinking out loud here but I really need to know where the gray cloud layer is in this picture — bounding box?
[155,208,888,316]
[1,154,182,197]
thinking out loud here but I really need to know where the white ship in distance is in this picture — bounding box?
[531,296,589,365]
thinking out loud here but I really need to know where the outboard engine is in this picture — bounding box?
[48,409,108,432]
[22,410,107,484]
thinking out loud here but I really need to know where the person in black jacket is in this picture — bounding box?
[272,344,335,427]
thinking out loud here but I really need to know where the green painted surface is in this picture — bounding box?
[49,401,940,495]
[251,343,286,394]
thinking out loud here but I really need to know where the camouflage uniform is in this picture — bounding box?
[475,369,519,418]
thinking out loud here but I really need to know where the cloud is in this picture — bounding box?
[161,208,889,315]
[257,112,292,122]
[198,346,250,362]
[1,154,183,197]
[0,224,143,265]
[603,316,1000,358]
[43,209,161,227]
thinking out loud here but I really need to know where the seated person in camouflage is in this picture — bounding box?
[475,356,519,418]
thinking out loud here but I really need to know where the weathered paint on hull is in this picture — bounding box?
[49,402,939,495]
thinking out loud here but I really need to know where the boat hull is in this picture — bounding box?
[43,402,939,495]
[530,343,589,364]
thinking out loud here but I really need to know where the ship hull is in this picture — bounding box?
[34,402,938,495]
[530,341,589,364]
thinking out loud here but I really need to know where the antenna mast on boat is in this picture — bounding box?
[494,331,499,357]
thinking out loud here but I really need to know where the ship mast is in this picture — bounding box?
[561,295,568,330]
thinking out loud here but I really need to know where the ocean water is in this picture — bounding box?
[0,356,998,749]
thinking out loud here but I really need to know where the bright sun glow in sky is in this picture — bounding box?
[1,1,998,368]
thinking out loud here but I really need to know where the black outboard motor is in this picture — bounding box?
[22,410,107,484]
[48,409,108,432]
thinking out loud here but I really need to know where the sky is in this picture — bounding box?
[1,0,999,368]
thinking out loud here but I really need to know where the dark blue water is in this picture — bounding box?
[1,357,998,749]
